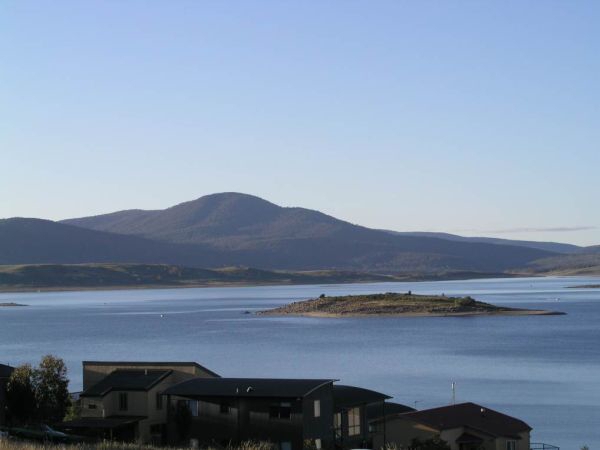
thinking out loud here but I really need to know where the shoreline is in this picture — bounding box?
[261,309,566,318]
[0,274,531,294]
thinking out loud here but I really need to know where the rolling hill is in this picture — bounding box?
[52,192,559,273]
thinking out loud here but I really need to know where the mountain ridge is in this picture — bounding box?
[1,193,594,274]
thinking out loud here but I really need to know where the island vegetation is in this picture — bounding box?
[259,292,564,317]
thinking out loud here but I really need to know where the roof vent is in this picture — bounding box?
[480,408,486,416]
[145,369,148,376]
[246,386,254,393]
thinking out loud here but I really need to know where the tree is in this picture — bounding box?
[34,355,70,424]
[6,364,37,425]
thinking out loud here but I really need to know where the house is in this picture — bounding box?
[163,377,337,450]
[332,384,391,449]
[0,363,15,426]
[371,402,532,450]
[60,361,219,444]
[163,378,392,450]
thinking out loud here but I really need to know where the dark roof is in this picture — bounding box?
[333,385,391,409]
[83,361,220,378]
[81,369,172,397]
[59,416,146,429]
[0,363,14,378]
[399,403,532,437]
[164,377,336,399]
[367,401,416,421]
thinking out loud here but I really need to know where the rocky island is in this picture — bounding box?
[0,302,27,307]
[259,292,564,317]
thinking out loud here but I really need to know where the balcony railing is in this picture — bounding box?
[531,443,559,450]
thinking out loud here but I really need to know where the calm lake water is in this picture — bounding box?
[1,277,599,449]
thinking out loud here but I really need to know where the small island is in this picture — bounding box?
[567,284,600,289]
[0,302,27,307]
[259,292,564,318]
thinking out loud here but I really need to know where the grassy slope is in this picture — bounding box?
[259,292,561,316]
[0,264,519,292]
[0,263,399,291]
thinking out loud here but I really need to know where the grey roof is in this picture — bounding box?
[392,403,532,437]
[366,401,416,421]
[333,385,391,409]
[0,363,14,378]
[81,369,172,397]
[82,361,220,378]
[164,377,336,399]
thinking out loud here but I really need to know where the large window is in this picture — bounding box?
[314,400,321,417]
[156,392,163,410]
[118,392,128,411]
[348,407,361,436]
[333,412,342,438]
[269,402,292,420]
[506,441,517,450]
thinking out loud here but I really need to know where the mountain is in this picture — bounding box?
[52,192,559,273]
[384,231,582,254]
[0,218,225,266]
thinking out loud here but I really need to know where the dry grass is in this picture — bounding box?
[0,441,275,450]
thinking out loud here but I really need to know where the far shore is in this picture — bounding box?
[0,273,594,295]
[0,273,531,294]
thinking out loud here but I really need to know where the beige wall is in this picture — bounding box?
[80,362,217,444]
[373,417,437,449]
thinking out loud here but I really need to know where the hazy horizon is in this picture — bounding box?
[2,1,599,246]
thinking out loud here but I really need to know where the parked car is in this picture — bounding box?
[10,424,81,443]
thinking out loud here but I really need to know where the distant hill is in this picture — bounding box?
[524,253,600,275]
[0,264,401,291]
[0,218,224,266]
[385,231,582,254]
[0,193,570,274]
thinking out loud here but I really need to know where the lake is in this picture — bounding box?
[1,276,599,449]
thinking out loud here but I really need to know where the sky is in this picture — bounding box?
[1,1,599,246]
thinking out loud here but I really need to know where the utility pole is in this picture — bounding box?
[451,382,456,405]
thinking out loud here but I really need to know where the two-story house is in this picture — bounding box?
[60,361,219,444]
[163,378,392,450]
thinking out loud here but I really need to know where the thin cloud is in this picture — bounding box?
[455,226,597,234]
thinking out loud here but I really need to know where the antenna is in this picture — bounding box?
[451,382,456,405]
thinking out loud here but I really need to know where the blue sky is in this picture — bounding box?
[1,1,599,245]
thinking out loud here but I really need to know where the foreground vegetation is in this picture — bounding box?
[260,292,564,317]
[0,442,274,450]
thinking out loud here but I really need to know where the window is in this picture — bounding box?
[88,404,97,410]
[269,402,292,419]
[348,407,361,436]
[333,412,342,438]
[506,441,517,450]
[220,401,231,414]
[314,400,321,417]
[187,400,199,417]
[280,442,292,450]
[315,439,322,450]
[118,393,128,411]
[156,392,163,410]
